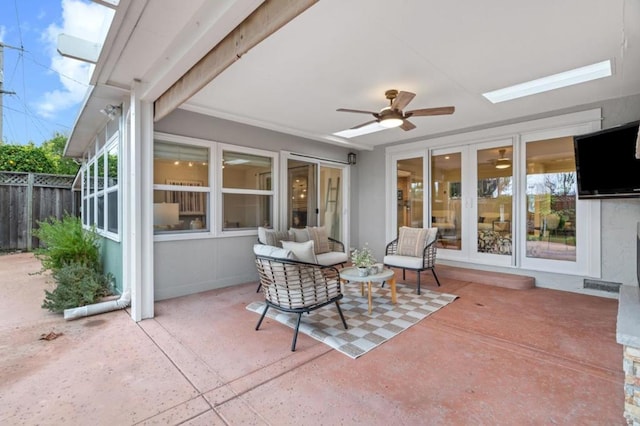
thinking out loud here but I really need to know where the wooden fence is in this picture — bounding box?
[0,172,79,251]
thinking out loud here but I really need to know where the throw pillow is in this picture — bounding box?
[253,244,294,260]
[258,227,294,247]
[397,226,429,257]
[425,227,438,246]
[281,240,318,264]
[306,226,330,254]
[289,227,310,242]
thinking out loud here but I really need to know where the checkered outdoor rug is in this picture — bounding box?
[246,283,458,359]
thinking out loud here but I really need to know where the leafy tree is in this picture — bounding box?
[41,133,80,175]
[0,143,55,173]
[0,133,79,175]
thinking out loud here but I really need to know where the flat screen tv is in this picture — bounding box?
[574,120,640,199]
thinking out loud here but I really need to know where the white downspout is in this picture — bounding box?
[63,289,131,320]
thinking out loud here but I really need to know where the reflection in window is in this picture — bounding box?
[525,137,576,261]
[223,194,270,230]
[223,152,272,190]
[477,146,513,256]
[431,153,461,250]
[396,157,423,231]
[222,149,273,230]
[153,140,210,234]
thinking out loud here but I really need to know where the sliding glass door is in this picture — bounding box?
[431,149,462,251]
[286,157,346,242]
[396,157,424,231]
[475,144,514,258]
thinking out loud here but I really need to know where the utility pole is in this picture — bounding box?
[0,43,20,143]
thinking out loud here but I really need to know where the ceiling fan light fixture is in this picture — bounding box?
[379,117,403,128]
[495,158,512,169]
[495,149,512,169]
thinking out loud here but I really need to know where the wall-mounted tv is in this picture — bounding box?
[574,120,640,199]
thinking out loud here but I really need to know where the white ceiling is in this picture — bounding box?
[181,0,640,150]
[69,0,640,156]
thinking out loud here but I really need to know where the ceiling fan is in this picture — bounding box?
[337,89,455,131]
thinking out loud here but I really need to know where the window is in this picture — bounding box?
[152,134,278,237]
[431,151,461,250]
[525,137,576,262]
[221,148,274,230]
[385,109,601,278]
[153,139,210,234]
[477,146,513,256]
[106,143,119,235]
[81,132,120,240]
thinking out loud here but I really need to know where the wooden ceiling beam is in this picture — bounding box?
[154,0,318,122]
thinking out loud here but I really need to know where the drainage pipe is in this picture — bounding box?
[63,289,131,321]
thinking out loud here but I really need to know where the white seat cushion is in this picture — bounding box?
[383,254,424,269]
[316,251,348,266]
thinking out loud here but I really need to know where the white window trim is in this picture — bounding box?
[218,143,278,237]
[385,108,602,277]
[280,151,351,251]
[153,132,215,241]
[82,132,121,242]
[152,133,279,241]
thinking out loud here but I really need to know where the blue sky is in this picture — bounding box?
[0,0,113,145]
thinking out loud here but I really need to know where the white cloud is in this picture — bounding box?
[35,0,114,119]
[0,25,6,42]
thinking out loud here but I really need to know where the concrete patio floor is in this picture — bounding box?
[0,252,625,425]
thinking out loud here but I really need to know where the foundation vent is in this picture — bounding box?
[583,279,621,293]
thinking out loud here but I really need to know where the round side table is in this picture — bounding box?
[339,267,396,314]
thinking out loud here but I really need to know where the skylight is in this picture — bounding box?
[482,60,612,103]
[333,122,387,138]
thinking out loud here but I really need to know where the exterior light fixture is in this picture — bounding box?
[100,104,121,120]
[348,152,357,165]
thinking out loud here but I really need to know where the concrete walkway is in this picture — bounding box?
[0,252,625,425]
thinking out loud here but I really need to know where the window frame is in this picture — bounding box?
[385,109,602,277]
[217,143,278,237]
[152,133,278,241]
[81,132,121,242]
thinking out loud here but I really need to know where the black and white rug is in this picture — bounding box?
[246,283,458,359]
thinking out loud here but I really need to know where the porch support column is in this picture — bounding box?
[125,80,154,321]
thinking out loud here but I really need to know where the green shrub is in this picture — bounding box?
[33,214,101,273]
[42,263,113,313]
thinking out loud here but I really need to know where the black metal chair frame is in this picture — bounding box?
[254,255,348,351]
[383,238,440,295]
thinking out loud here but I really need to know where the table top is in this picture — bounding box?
[339,266,394,282]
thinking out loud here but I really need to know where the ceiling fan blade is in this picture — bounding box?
[391,91,415,111]
[400,120,416,131]
[351,119,378,129]
[407,106,455,117]
[337,108,377,115]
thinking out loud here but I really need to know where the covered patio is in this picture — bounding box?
[1,252,623,425]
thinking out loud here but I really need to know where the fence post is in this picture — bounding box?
[26,173,34,251]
